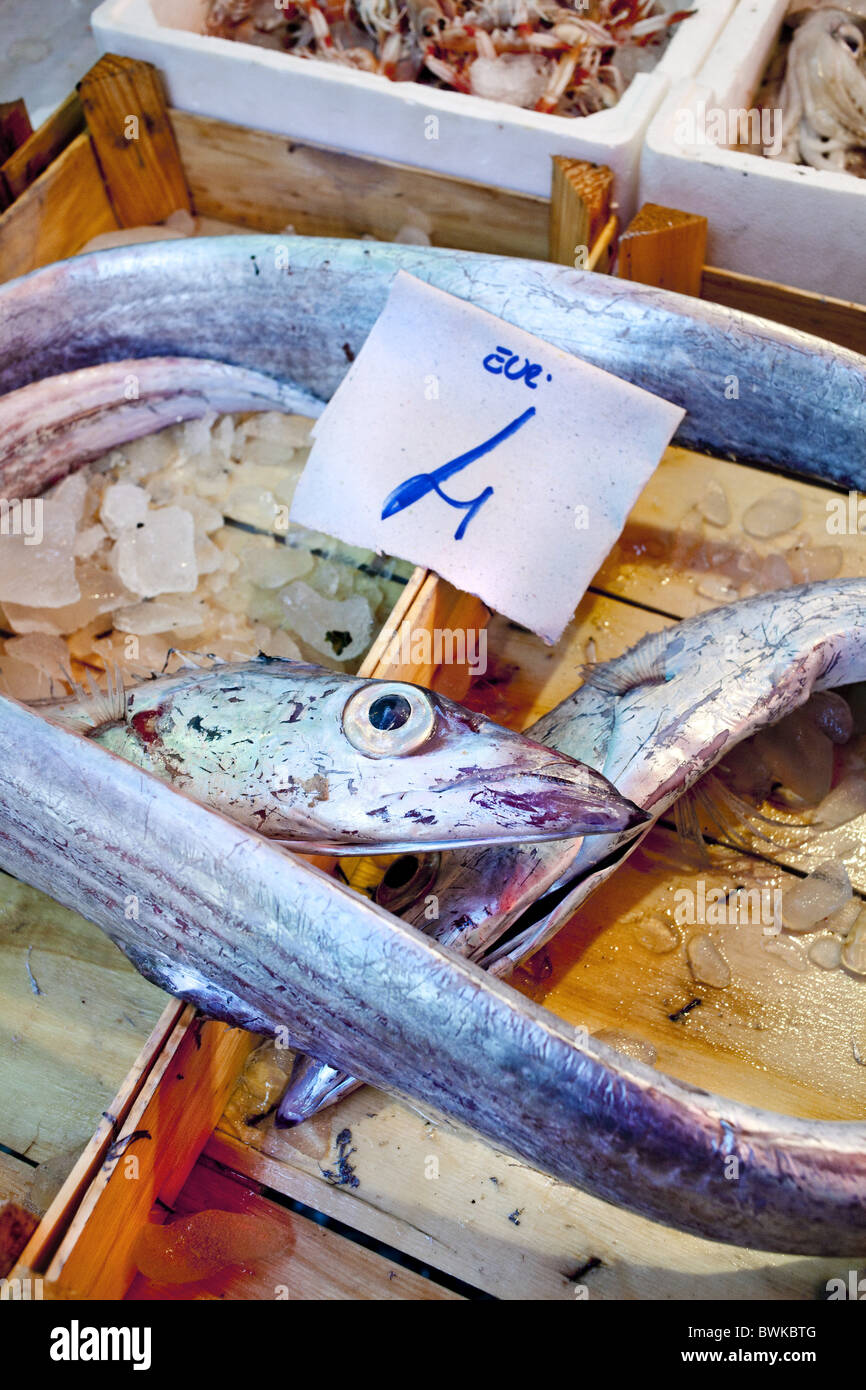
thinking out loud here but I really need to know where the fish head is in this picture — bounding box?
[325,675,648,852]
[92,661,645,855]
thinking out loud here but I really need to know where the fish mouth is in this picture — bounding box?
[450,757,649,841]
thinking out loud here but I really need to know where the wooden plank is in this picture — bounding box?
[369,570,491,703]
[618,202,708,296]
[78,56,192,227]
[592,445,866,623]
[127,1156,461,1301]
[206,1099,846,1302]
[0,101,32,166]
[0,871,168,1167]
[0,1150,36,1210]
[1,93,85,205]
[549,157,614,267]
[703,265,866,356]
[171,110,549,259]
[0,133,117,283]
[0,1202,38,1279]
[38,1013,258,1298]
[18,1000,184,1276]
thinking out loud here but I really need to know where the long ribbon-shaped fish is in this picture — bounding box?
[1,237,864,489]
[281,579,866,1119]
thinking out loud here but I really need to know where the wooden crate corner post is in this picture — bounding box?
[617,202,708,296]
[78,54,193,228]
[549,156,617,274]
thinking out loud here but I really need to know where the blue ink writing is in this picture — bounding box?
[381,406,536,541]
[482,346,550,390]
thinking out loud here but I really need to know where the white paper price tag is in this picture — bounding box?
[290,272,685,644]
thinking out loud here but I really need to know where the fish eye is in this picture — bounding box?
[368,693,411,731]
[342,682,436,758]
[376,852,441,912]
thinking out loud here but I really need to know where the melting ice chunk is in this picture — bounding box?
[280,581,372,663]
[783,860,852,933]
[0,473,87,607]
[100,483,150,538]
[113,506,198,598]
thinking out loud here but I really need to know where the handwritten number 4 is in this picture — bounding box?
[381,406,536,541]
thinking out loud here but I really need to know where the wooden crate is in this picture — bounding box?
[2,55,865,1301]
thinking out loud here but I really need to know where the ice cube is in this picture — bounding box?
[100,482,150,538]
[842,913,866,976]
[686,933,731,987]
[786,544,843,584]
[174,493,224,535]
[252,625,302,661]
[74,523,107,559]
[240,540,313,589]
[222,484,279,531]
[783,860,852,933]
[469,54,548,108]
[4,633,69,681]
[0,477,85,607]
[113,506,198,597]
[4,560,131,636]
[742,488,803,539]
[114,596,208,637]
[697,480,730,527]
[280,582,372,663]
[815,775,866,829]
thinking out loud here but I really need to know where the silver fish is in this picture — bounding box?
[1,237,864,490]
[1,690,864,1256]
[280,578,866,1121]
[38,659,643,854]
[0,357,323,501]
[3,239,866,1253]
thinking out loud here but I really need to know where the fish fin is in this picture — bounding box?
[82,664,128,733]
[581,629,671,697]
[672,791,712,865]
[162,647,227,673]
[47,663,128,734]
[686,771,811,856]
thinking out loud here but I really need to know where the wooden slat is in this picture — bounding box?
[0,872,168,1167]
[593,444,866,622]
[206,1098,846,1302]
[0,133,117,283]
[0,1150,36,1210]
[703,265,866,356]
[127,1156,461,1301]
[549,156,614,267]
[36,1013,258,1298]
[618,202,708,296]
[0,93,85,205]
[368,571,491,703]
[17,1000,184,1277]
[171,109,549,259]
[78,56,192,227]
[0,101,32,166]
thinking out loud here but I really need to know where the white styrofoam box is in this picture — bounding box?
[640,0,866,304]
[91,0,736,224]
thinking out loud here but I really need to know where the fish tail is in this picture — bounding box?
[275,1054,360,1128]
